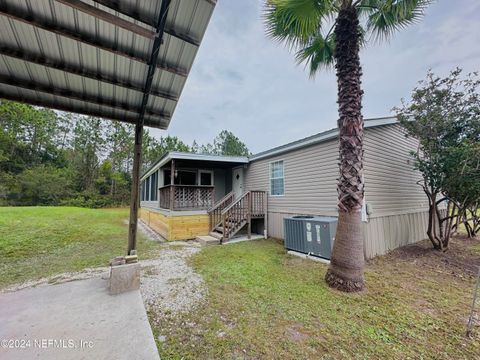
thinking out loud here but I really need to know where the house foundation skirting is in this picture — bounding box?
[139,208,210,241]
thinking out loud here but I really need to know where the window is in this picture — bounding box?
[270,160,284,196]
[199,170,213,186]
[140,181,145,201]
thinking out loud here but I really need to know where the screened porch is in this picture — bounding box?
[140,152,249,211]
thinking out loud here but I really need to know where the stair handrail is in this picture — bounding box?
[221,191,250,216]
[208,191,235,213]
[208,191,235,231]
[221,191,250,242]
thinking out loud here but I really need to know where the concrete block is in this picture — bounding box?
[109,262,141,295]
[196,235,220,246]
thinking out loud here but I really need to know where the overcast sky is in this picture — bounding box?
[152,0,480,154]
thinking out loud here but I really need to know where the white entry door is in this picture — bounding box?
[232,167,244,199]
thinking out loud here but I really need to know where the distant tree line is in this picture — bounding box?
[0,100,250,207]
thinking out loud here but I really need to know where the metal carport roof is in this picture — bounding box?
[0,0,216,129]
[0,0,217,254]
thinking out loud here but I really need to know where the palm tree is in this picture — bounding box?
[265,0,431,292]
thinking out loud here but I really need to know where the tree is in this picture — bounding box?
[199,142,215,155]
[107,122,134,173]
[14,165,73,205]
[191,140,200,153]
[213,130,250,156]
[71,116,107,192]
[0,100,67,173]
[141,132,191,171]
[396,69,480,248]
[265,0,431,292]
[445,143,480,238]
[194,130,250,156]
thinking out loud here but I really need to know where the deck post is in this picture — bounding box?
[127,121,143,254]
[264,191,268,239]
[169,159,175,210]
[247,192,252,239]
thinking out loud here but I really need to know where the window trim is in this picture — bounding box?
[198,169,214,186]
[269,159,285,197]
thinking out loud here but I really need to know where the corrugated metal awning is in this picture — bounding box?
[0,0,216,129]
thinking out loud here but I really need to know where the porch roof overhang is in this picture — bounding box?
[0,0,216,129]
[141,151,249,180]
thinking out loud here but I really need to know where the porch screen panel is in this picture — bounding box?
[146,177,151,201]
[150,172,158,201]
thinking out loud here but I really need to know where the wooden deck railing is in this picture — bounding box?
[250,190,267,218]
[159,185,215,210]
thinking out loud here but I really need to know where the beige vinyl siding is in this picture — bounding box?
[246,123,430,259]
[245,124,427,218]
[363,124,428,217]
[245,138,339,216]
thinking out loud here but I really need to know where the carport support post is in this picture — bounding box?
[128,122,144,254]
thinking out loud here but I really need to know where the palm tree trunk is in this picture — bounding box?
[325,6,365,292]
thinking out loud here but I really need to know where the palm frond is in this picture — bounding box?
[359,0,432,42]
[264,0,336,49]
[356,0,381,16]
[295,32,336,76]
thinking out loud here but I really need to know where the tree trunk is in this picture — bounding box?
[426,191,441,250]
[325,7,365,292]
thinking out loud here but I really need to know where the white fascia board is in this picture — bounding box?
[141,152,249,181]
[168,152,249,163]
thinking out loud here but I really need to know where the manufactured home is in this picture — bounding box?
[140,117,429,259]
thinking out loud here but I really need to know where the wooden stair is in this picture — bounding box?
[206,190,266,244]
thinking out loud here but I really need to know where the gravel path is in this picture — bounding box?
[140,243,206,314]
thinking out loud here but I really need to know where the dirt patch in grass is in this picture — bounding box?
[151,237,480,359]
[390,235,480,276]
[285,323,309,342]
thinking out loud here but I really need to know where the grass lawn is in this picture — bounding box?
[154,238,480,359]
[2,207,479,358]
[0,206,159,289]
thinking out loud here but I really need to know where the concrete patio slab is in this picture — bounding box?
[0,278,160,360]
